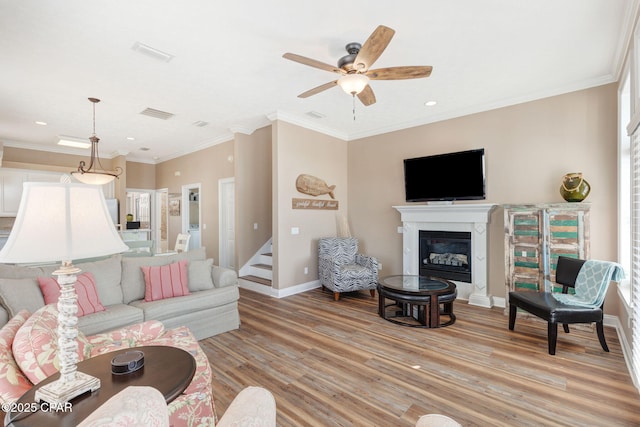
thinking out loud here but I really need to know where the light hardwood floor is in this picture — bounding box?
[201,288,640,426]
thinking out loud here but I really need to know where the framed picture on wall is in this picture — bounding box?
[169,199,181,216]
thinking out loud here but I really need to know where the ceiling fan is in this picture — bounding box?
[283,25,433,106]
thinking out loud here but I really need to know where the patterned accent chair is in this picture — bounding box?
[318,237,379,301]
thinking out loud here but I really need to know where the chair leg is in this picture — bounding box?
[333,292,340,301]
[369,289,376,298]
[548,322,558,355]
[596,321,609,352]
[562,324,570,333]
[508,304,517,330]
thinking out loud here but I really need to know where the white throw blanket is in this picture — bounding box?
[552,260,625,308]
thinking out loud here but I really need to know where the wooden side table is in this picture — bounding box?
[5,345,195,427]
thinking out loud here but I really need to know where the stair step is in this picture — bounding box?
[249,263,272,280]
[258,254,272,266]
[240,275,272,286]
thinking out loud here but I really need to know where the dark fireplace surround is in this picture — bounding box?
[419,230,472,283]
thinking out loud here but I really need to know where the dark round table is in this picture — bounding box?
[4,345,196,427]
[378,275,457,328]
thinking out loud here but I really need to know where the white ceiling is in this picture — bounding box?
[0,1,636,163]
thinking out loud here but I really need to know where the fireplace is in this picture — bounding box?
[394,204,496,307]
[419,230,471,282]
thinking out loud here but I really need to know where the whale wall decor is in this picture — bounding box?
[295,174,336,199]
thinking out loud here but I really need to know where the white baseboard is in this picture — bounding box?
[238,278,321,299]
[605,314,638,390]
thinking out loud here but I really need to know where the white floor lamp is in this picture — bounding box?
[0,181,128,405]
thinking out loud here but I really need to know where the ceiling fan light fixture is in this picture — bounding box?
[338,74,370,95]
[70,98,123,185]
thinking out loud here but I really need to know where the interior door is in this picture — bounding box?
[219,178,235,269]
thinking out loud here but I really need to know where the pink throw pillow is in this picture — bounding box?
[37,272,106,317]
[142,260,190,302]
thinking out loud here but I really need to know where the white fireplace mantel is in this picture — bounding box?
[394,204,497,307]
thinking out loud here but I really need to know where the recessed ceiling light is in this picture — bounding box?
[126,137,136,141]
[424,101,437,107]
[131,42,174,62]
[139,147,150,151]
[35,121,47,126]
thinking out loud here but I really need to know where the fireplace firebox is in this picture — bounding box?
[419,230,472,283]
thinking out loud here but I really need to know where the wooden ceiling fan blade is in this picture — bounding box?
[283,53,345,74]
[353,25,395,72]
[367,66,433,80]
[357,85,376,106]
[298,81,338,98]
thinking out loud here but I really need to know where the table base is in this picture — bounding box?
[381,301,456,328]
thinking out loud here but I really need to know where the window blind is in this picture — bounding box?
[631,130,640,386]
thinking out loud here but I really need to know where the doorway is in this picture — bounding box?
[155,189,169,253]
[124,189,154,248]
[182,183,201,250]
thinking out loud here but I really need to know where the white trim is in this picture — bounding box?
[239,278,321,298]
[607,314,639,390]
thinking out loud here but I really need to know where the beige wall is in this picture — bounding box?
[2,146,115,172]
[126,161,156,190]
[155,140,234,261]
[273,121,348,290]
[0,84,622,317]
[235,126,272,268]
[348,83,619,311]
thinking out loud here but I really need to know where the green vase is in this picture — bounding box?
[560,173,590,202]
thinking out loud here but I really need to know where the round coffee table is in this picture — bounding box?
[378,275,457,328]
[5,345,195,426]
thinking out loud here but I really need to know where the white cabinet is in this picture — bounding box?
[0,169,67,216]
[188,229,201,250]
[1,172,25,215]
[120,230,152,242]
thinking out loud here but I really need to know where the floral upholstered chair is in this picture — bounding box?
[318,237,379,301]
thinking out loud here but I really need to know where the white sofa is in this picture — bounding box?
[0,247,239,340]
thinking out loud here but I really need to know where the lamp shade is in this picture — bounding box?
[71,171,117,185]
[0,182,128,263]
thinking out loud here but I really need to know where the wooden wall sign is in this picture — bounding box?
[292,198,339,210]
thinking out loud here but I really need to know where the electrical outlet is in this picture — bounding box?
[397,226,404,233]
[378,263,383,271]
[253,223,258,230]
[304,267,308,275]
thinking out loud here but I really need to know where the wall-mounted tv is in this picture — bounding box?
[403,148,486,202]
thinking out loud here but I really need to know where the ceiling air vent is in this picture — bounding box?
[306,111,326,119]
[192,121,209,127]
[140,108,174,120]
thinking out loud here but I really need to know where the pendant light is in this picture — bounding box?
[71,98,123,185]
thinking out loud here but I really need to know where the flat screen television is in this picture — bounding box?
[403,148,486,202]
